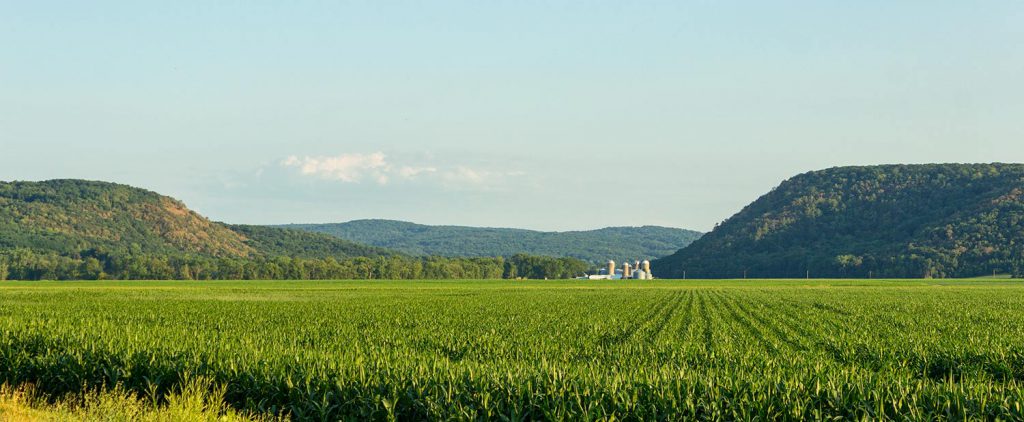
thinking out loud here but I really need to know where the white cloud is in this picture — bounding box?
[281,152,390,184]
[442,166,486,186]
[280,152,520,190]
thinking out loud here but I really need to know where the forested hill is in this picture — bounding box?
[0,179,390,260]
[0,180,592,280]
[654,164,1024,279]
[277,220,703,263]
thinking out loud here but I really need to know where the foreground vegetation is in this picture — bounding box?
[1,279,1023,420]
[0,379,273,421]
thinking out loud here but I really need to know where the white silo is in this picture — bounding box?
[607,260,616,277]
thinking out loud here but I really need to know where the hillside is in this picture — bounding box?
[0,179,390,260]
[230,225,393,260]
[278,220,703,262]
[654,164,1024,279]
[0,180,594,281]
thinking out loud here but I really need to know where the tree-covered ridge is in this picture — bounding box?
[279,220,703,263]
[0,180,592,280]
[0,180,398,262]
[655,164,1024,279]
[0,180,254,257]
[228,224,394,260]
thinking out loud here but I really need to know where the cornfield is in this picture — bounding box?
[1,279,1023,420]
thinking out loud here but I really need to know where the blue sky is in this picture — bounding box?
[2,1,1022,231]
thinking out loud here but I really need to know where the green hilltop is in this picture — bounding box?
[0,179,391,260]
[654,163,1024,279]
[277,220,703,263]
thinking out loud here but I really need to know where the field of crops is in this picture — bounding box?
[2,279,1024,420]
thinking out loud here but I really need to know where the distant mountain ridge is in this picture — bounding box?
[654,164,1024,279]
[0,179,392,260]
[277,220,703,263]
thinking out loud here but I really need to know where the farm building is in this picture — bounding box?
[580,259,655,280]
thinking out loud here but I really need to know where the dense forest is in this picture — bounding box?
[279,220,703,263]
[655,164,1024,279]
[0,249,588,281]
[0,180,590,280]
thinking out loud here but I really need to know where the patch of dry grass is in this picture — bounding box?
[0,379,279,422]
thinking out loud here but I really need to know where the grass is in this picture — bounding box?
[1,279,1023,420]
[0,378,273,421]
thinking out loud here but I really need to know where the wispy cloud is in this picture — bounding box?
[280,152,521,190]
[441,166,485,186]
[397,166,438,179]
[282,153,390,184]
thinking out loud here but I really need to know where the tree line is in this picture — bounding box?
[0,249,592,281]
